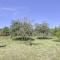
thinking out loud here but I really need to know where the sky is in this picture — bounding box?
[0,0,60,28]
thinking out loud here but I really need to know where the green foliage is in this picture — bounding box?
[19,20,33,37]
[10,19,33,41]
[35,22,50,38]
[10,20,21,37]
[2,27,10,36]
[52,26,60,37]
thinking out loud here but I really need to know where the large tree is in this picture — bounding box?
[21,20,33,37]
[35,22,50,38]
[10,19,33,40]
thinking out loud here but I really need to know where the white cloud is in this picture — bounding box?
[0,6,30,18]
[0,6,30,12]
[0,7,16,11]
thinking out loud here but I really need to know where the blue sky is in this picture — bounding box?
[0,0,60,28]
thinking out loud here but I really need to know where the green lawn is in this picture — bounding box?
[0,36,60,60]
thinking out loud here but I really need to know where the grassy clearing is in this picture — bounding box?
[0,36,60,60]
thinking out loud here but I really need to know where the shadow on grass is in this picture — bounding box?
[12,37,34,41]
[53,39,60,42]
[12,36,35,41]
[30,43,40,45]
[37,37,53,40]
[24,42,40,46]
[0,43,6,48]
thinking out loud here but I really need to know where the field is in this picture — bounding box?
[0,36,60,60]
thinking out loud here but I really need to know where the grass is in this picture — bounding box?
[0,36,60,60]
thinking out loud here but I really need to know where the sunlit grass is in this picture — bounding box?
[0,36,59,60]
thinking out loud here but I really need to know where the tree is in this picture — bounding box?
[22,20,33,36]
[52,26,60,38]
[10,19,33,41]
[10,20,21,37]
[0,29,3,36]
[35,22,50,38]
[2,27,10,36]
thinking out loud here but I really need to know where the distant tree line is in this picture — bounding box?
[0,18,60,40]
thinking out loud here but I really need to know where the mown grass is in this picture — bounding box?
[0,36,60,60]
